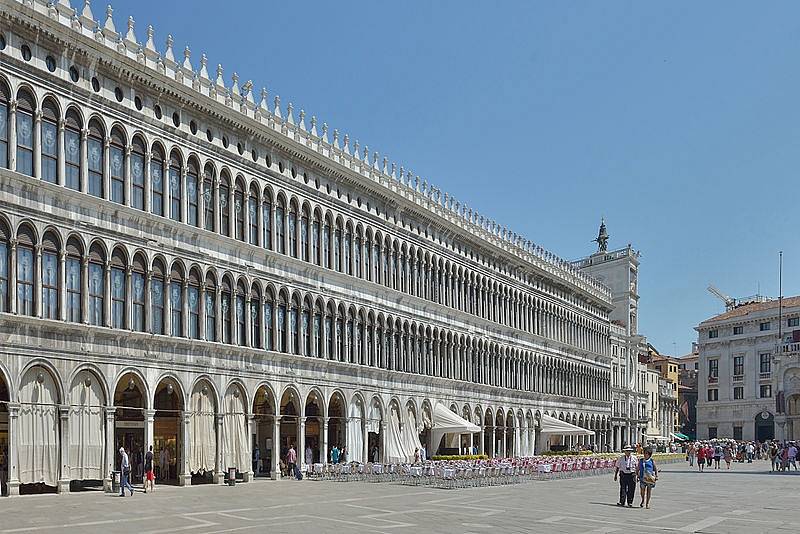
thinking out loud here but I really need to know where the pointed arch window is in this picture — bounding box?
[0,221,9,312]
[221,278,232,344]
[203,166,215,232]
[262,192,272,250]
[248,187,259,245]
[170,265,184,337]
[110,129,125,204]
[41,232,59,320]
[322,220,330,268]
[187,160,199,227]
[343,228,352,275]
[111,250,126,329]
[15,90,34,177]
[0,84,8,169]
[236,282,246,346]
[64,110,81,190]
[204,274,216,342]
[150,146,165,216]
[16,226,35,316]
[150,260,165,335]
[287,204,297,258]
[87,120,104,198]
[169,152,182,222]
[250,286,261,348]
[277,295,287,352]
[41,100,58,183]
[336,315,344,361]
[219,174,230,237]
[65,238,82,323]
[264,291,274,351]
[87,244,105,326]
[234,179,245,241]
[130,137,145,210]
[275,198,286,254]
[311,214,320,265]
[188,270,200,339]
[300,210,309,262]
[132,255,146,332]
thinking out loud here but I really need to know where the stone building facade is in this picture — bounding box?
[0,0,613,496]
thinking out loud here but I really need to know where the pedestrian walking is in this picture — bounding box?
[713,444,722,469]
[119,447,135,497]
[286,445,297,479]
[144,445,155,493]
[253,444,260,475]
[687,442,695,467]
[723,446,733,469]
[614,446,637,508]
[305,444,313,466]
[746,442,754,463]
[697,443,705,472]
[637,447,658,509]
[788,442,798,471]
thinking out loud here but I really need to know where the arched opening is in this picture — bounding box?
[347,395,365,463]
[788,394,800,442]
[279,388,300,477]
[495,410,505,458]
[18,365,61,494]
[113,373,145,486]
[0,371,8,496]
[420,401,432,457]
[221,383,248,482]
[303,391,323,465]
[153,377,183,484]
[188,380,217,484]
[755,411,774,442]
[328,392,347,464]
[252,385,275,478]
[483,408,494,457]
[366,397,383,463]
[68,369,106,491]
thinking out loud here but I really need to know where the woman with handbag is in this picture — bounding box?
[638,448,658,509]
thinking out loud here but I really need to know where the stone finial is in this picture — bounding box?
[332,129,340,149]
[273,95,281,118]
[390,162,396,178]
[125,16,136,42]
[182,46,192,70]
[298,109,306,131]
[310,116,318,136]
[321,122,329,142]
[242,80,254,103]
[215,64,224,86]
[82,0,94,21]
[353,140,360,160]
[165,35,175,62]
[259,87,269,112]
[286,102,295,125]
[230,73,240,97]
[343,134,350,154]
[414,175,420,191]
[145,24,155,51]
[104,4,115,32]
[199,54,209,79]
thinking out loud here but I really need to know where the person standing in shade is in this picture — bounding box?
[614,446,637,507]
[420,445,426,462]
[286,445,297,479]
[305,443,313,467]
[331,445,340,465]
[144,445,155,493]
[252,444,260,475]
[159,446,169,481]
[119,447,135,497]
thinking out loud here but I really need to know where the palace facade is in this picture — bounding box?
[0,0,613,496]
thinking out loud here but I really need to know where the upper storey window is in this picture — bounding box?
[41,98,59,184]
[15,224,35,316]
[219,172,231,237]
[187,159,200,228]
[87,119,104,198]
[169,150,183,222]
[16,89,35,177]
[0,81,8,169]
[150,144,165,217]
[275,196,286,254]
[203,164,215,232]
[64,109,81,191]
[130,136,146,210]
[110,127,126,204]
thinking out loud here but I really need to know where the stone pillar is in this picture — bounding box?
[361,418,368,463]
[58,251,66,321]
[58,405,70,494]
[33,111,42,180]
[144,409,155,454]
[57,119,65,186]
[103,260,112,327]
[322,418,329,466]
[271,417,280,480]
[213,414,224,484]
[33,245,42,318]
[7,403,20,496]
[179,411,191,486]
[103,137,111,200]
[124,267,133,330]
[80,257,89,323]
[124,146,132,207]
[478,426,485,455]
[7,241,16,315]
[7,100,17,172]
[198,284,207,341]
[144,150,152,213]
[298,416,306,469]
[103,407,115,492]
[80,128,88,193]
[380,421,388,463]
[243,415,254,482]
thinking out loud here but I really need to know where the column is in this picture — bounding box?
[33,111,42,179]
[124,146,132,206]
[244,294,252,347]
[163,274,172,336]
[103,407,115,492]
[179,411,191,486]
[7,403,20,496]
[321,417,329,466]
[144,409,155,453]
[8,241,16,315]
[103,137,111,200]
[81,257,89,323]
[198,283,207,340]
[144,150,152,213]
[181,167,189,223]
[271,417,280,480]
[57,405,70,494]
[213,414,224,484]
[56,119,65,186]
[124,267,133,330]
[215,284,222,343]
[7,100,16,171]
[103,260,112,327]
[361,417,368,463]
[478,425,485,455]
[34,245,42,318]
[80,128,88,193]
[243,415,255,482]
[213,179,221,234]
[380,421,388,463]
[298,416,306,469]
[144,272,153,333]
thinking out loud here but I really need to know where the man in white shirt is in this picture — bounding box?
[119,447,135,497]
[788,443,798,470]
[746,442,755,463]
[614,446,637,507]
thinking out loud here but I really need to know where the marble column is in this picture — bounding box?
[322,418,329,466]
[213,414,224,484]
[103,407,115,492]
[144,409,155,453]
[179,411,191,486]
[478,426,485,456]
[298,416,306,469]
[243,415,254,482]
[271,417,280,480]
[57,405,70,494]
[7,403,20,496]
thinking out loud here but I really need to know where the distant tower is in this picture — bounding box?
[594,218,609,253]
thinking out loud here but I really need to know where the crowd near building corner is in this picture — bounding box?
[0,0,688,497]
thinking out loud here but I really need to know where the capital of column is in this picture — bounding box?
[7,402,20,417]
[215,413,224,425]
[144,409,156,421]
[58,404,70,419]
[105,406,117,419]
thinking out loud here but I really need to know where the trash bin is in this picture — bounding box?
[111,471,121,494]
[228,467,236,486]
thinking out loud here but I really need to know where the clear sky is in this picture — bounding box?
[113,0,798,356]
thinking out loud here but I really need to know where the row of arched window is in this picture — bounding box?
[0,216,610,401]
[0,79,609,357]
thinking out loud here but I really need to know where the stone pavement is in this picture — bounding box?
[0,461,798,533]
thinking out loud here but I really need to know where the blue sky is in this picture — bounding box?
[113,1,798,356]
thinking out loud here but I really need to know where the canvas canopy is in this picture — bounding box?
[431,402,480,455]
[539,414,594,437]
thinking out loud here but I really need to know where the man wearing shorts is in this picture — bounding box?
[144,445,155,493]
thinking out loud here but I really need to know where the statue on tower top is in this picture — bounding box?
[594,218,609,252]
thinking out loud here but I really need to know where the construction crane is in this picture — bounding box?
[707,285,736,311]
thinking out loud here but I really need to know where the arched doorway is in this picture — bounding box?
[483,408,494,457]
[0,370,10,496]
[755,410,774,442]
[113,372,146,485]
[188,379,217,484]
[346,395,364,463]
[68,369,106,490]
[366,397,383,463]
[153,377,183,484]
[505,411,515,458]
[495,410,505,458]
[304,391,323,465]
[221,383,248,481]
[328,392,346,464]
[419,401,432,458]
[279,388,300,476]
[18,366,61,494]
[787,394,800,442]
[252,385,276,478]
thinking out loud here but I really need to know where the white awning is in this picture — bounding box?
[539,414,594,436]
[431,402,480,454]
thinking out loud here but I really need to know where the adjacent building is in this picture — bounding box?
[696,296,800,442]
[0,0,614,496]
[677,348,699,439]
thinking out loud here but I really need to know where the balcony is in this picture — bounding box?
[732,374,744,383]
[708,375,718,384]
[783,342,800,355]
[759,372,771,380]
